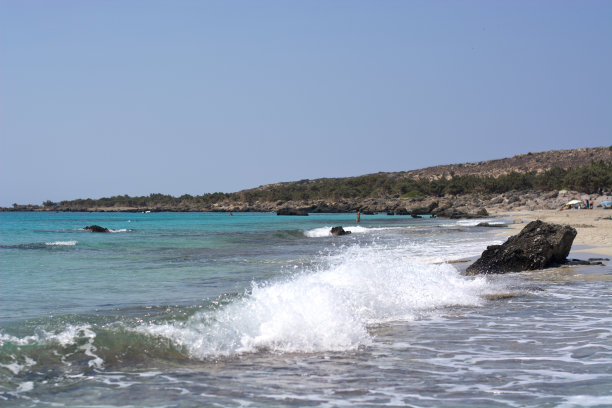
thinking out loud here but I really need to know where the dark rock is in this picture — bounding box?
[331,226,351,236]
[84,225,110,233]
[564,259,604,266]
[476,207,489,217]
[395,208,409,216]
[435,206,491,219]
[276,208,309,216]
[449,211,470,219]
[476,222,507,228]
[409,201,439,216]
[465,220,577,275]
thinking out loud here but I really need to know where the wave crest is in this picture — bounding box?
[45,240,78,246]
[304,225,393,238]
[138,244,497,359]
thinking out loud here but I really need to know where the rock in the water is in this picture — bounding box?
[476,222,507,228]
[84,225,110,233]
[276,208,309,216]
[331,226,351,236]
[564,258,604,266]
[465,220,576,275]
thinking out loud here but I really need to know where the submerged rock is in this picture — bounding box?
[465,220,577,275]
[83,225,110,233]
[331,226,351,236]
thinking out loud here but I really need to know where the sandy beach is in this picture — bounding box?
[490,208,612,256]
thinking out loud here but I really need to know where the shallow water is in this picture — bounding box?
[1,212,610,407]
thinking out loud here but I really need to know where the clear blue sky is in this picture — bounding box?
[1,0,611,206]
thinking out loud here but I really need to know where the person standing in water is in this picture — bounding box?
[356,210,361,223]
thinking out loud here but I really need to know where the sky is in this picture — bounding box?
[1,0,611,206]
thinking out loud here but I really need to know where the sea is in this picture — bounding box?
[0,211,610,407]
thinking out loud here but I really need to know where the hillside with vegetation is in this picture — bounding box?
[6,146,612,213]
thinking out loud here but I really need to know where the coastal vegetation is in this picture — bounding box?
[23,160,612,211]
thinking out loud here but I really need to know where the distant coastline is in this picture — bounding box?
[4,146,611,215]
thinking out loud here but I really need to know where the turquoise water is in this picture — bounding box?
[1,212,438,322]
[1,212,611,407]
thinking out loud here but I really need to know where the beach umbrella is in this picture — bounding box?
[601,200,612,208]
[565,199,582,206]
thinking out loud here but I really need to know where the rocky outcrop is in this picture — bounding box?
[465,220,577,275]
[331,226,351,236]
[408,201,439,216]
[276,208,309,216]
[84,225,110,233]
[433,207,488,219]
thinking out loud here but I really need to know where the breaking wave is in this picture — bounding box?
[45,240,78,246]
[138,244,499,359]
[0,241,77,249]
[304,225,396,238]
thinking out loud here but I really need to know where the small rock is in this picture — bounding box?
[476,208,489,217]
[84,225,110,233]
[476,222,507,228]
[565,259,604,266]
[331,226,351,236]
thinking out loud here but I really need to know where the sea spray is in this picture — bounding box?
[304,225,396,238]
[139,244,495,358]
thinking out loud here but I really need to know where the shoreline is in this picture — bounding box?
[3,190,611,257]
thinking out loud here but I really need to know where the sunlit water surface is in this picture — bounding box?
[1,212,610,407]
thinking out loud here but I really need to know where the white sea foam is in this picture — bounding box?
[439,218,508,228]
[304,226,333,237]
[139,244,498,358]
[44,240,77,246]
[559,395,612,408]
[15,381,34,393]
[0,325,103,370]
[0,357,35,376]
